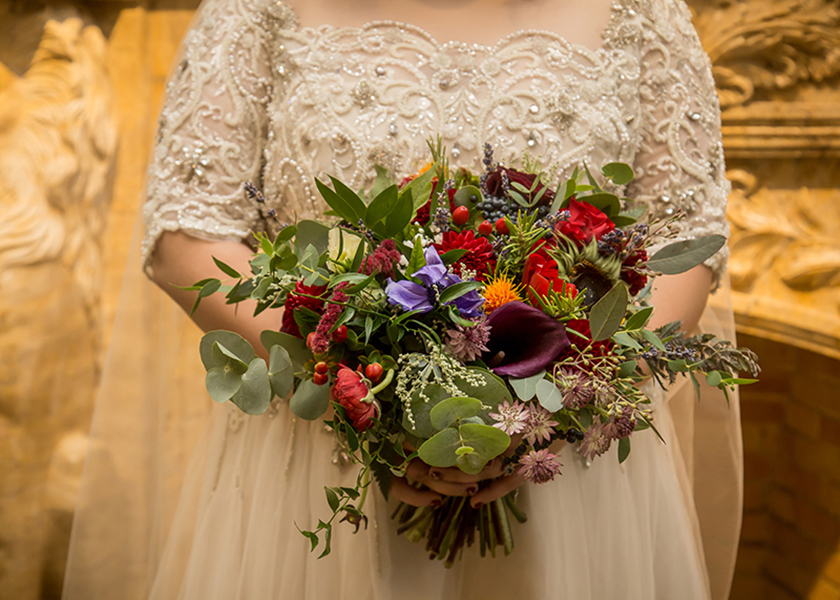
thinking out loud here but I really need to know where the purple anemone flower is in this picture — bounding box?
[385,247,484,318]
[483,301,570,378]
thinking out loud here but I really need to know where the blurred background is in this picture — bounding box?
[0,0,838,598]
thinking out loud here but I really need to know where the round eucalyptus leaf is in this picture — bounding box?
[230,358,273,415]
[205,366,243,404]
[268,345,294,398]
[453,185,483,207]
[403,368,511,438]
[429,397,483,431]
[509,370,546,402]
[212,342,248,373]
[536,378,564,412]
[289,377,331,420]
[455,445,475,456]
[200,331,256,370]
[459,423,510,462]
[260,330,310,371]
[456,451,486,475]
[601,162,634,186]
[417,428,460,468]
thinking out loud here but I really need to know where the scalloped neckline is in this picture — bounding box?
[286,1,624,55]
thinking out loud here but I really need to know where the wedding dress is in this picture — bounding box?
[63,0,743,598]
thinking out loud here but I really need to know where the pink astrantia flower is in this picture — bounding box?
[519,448,562,484]
[523,405,560,445]
[579,421,613,462]
[489,399,529,435]
[446,317,491,363]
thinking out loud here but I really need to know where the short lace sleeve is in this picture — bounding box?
[141,0,297,274]
[626,0,730,288]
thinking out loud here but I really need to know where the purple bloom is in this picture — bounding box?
[579,421,613,462]
[519,448,562,484]
[523,405,559,445]
[446,317,491,362]
[483,301,570,378]
[385,248,484,318]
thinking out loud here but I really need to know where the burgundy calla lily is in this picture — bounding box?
[483,301,570,378]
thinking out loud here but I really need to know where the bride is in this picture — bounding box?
[63,0,743,598]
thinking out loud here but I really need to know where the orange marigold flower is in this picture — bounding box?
[482,273,523,313]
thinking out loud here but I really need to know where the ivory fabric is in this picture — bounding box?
[63,0,743,598]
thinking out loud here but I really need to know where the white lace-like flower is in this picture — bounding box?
[523,405,560,445]
[489,400,529,435]
[519,448,562,484]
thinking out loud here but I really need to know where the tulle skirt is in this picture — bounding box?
[148,387,711,600]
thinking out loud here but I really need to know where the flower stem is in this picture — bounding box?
[371,369,394,394]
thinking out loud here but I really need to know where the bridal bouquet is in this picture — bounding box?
[187,140,758,564]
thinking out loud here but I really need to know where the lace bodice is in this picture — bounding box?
[142,0,730,285]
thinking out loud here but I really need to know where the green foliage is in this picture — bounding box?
[589,282,628,341]
[429,397,484,430]
[289,378,331,420]
[536,378,564,412]
[647,235,727,275]
[509,370,546,402]
[268,345,294,398]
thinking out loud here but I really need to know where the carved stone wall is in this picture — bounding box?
[689,1,840,599]
[0,5,118,598]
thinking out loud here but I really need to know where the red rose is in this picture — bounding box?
[433,230,496,282]
[484,167,555,206]
[280,281,327,338]
[522,243,578,306]
[621,249,649,296]
[331,367,378,431]
[558,199,615,245]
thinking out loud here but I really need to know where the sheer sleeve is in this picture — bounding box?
[626,0,730,288]
[140,0,297,275]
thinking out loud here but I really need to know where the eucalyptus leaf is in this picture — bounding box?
[260,330,309,371]
[200,331,256,370]
[624,307,654,331]
[230,358,273,415]
[402,368,511,438]
[212,342,248,372]
[509,370,546,402]
[705,371,723,387]
[612,332,643,350]
[536,378,564,412]
[417,424,509,470]
[601,162,634,186]
[289,378,331,420]
[205,365,243,403]
[429,397,483,431]
[452,185,482,208]
[268,345,294,397]
[456,451,486,475]
[589,283,628,341]
[640,329,666,352]
[618,437,631,463]
[647,235,727,275]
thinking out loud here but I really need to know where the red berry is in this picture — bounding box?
[314,361,329,375]
[365,363,384,383]
[495,218,509,235]
[478,220,493,236]
[331,324,348,343]
[452,205,470,226]
[313,372,328,386]
[306,332,317,350]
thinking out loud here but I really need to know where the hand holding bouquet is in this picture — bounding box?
[187,139,759,564]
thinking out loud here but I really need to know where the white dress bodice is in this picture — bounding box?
[142,0,730,284]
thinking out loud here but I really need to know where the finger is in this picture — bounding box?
[390,477,442,507]
[422,479,479,497]
[426,457,504,485]
[469,472,526,508]
[405,458,430,481]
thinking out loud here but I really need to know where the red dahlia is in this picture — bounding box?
[434,230,496,282]
[280,281,327,338]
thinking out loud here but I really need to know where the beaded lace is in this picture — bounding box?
[142,0,730,285]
